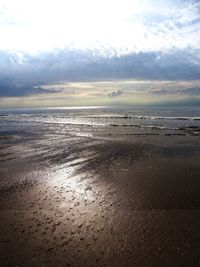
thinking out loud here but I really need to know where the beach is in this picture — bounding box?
[1,106,200,266]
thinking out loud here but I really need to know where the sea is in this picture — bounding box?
[0,106,200,142]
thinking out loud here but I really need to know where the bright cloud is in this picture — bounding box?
[0,0,200,53]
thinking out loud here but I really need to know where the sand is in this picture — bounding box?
[1,133,200,266]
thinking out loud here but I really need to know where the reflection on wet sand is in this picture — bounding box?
[1,137,200,266]
[1,107,200,266]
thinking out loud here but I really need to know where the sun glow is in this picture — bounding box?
[0,0,148,52]
[1,0,199,53]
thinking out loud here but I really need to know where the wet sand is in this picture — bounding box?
[1,133,200,266]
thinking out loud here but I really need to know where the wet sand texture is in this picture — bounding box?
[1,132,200,266]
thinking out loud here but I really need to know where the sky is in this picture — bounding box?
[0,0,200,107]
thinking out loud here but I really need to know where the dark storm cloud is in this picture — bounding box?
[0,48,200,97]
[0,76,62,97]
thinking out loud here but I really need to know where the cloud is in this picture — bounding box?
[0,0,200,52]
[151,87,200,96]
[0,47,200,101]
[182,87,200,95]
[0,76,62,97]
[0,0,200,106]
[108,90,123,97]
[1,48,200,84]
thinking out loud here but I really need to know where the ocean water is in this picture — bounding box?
[0,106,200,142]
